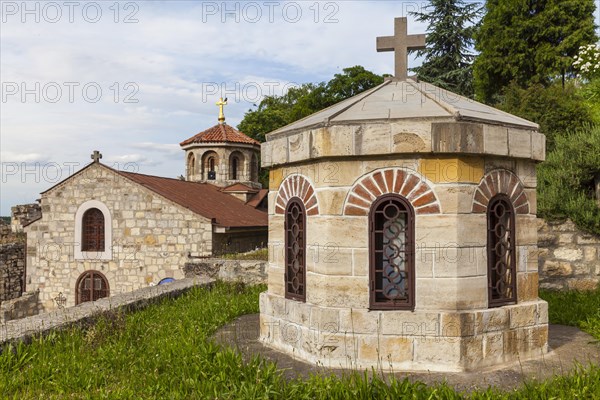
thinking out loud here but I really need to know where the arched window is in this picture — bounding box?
[187,153,196,178]
[76,271,109,304]
[369,194,415,310]
[285,198,306,302]
[229,152,244,181]
[231,157,239,180]
[202,151,218,180]
[82,208,105,251]
[487,194,517,307]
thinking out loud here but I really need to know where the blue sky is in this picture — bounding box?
[1,1,598,216]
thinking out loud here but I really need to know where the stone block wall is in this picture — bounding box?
[183,259,267,285]
[25,163,213,312]
[0,243,25,302]
[0,291,39,323]
[538,219,600,291]
[11,203,41,232]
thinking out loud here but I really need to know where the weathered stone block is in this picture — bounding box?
[508,303,537,329]
[338,308,381,334]
[483,125,508,156]
[381,311,440,336]
[431,122,483,154]
[434,184,477,214]
[356,124,391,155]
[391,121,431,153]
[306,274,369,308]
[508,129,532,158]
[311,126,355,159]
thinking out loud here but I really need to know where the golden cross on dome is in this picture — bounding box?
[377,17,426,80]
[216,97,228,124]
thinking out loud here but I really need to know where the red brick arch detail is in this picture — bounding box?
[472,169,529,214]
[275,174,319,216]
[343,168,441,216]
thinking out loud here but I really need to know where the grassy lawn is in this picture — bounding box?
[0,283,598,399]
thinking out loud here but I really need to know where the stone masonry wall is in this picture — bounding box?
[0,243,25,302]
[25,163,214,312]
[538,219,600,290]
[11,203,41,232]
[0,291,39,323]
[183,259,267,285]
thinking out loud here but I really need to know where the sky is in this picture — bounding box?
[1,1,598,216]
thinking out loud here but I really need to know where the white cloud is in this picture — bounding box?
[0,1,427,214]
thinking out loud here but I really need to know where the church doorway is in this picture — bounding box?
[75,271,109,304]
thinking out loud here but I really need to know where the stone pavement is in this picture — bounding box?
[213,314,600,393]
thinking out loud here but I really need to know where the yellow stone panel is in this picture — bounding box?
[269,168,284,190]
[419,157,484,183]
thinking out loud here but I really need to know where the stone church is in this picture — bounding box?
[24,100,268,312]
[260,18,548,372]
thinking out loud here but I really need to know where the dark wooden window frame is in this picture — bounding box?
[75,270,110,305]
[81,208,105,252]
[369,194,415,311]
[284,197,307,302]
[487,194,517,307]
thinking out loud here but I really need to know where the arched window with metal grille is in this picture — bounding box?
[369,194,415,310]
[81,208,105,252]
[75,270,109,304]
[487,194,517,307]
[285,198,306,302]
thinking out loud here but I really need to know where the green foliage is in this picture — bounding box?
[221,248,269,261]
[540,287,600,341]
[237,66,384,143]
[498,80,594,150]
[537,124,600,235]
[474,0,598,103]
[2,282,600,398]
[410,0,482,98]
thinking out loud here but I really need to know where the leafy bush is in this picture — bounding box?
[498,81,594,151]
[537,123,600,235]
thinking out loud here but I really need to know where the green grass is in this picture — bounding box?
[540,287,600,341]
[1,283,599,399]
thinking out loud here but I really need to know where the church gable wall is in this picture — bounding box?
[25,163,213,312]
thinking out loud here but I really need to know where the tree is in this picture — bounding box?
[498,81,594,150]
[237,66,384,143]
[474,0,598,103]
[237,66,384,188]
[410,0,482,98]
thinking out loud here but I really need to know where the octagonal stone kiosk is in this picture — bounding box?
[259,78,548,372]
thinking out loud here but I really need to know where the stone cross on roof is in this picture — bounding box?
[377,17,426,80]
[91,150,102,163]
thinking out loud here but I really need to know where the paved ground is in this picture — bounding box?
[213,314,600,393]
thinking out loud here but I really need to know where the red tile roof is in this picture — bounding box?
[246,189,269,209]
[118,171,267,228]
[180,123,260,146]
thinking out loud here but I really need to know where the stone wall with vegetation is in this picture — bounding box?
[538,219,600,291]
[183,258,267,285]
[0,277,213,347]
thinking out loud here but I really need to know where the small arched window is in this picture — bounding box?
[187,153,196,178]
[208,157,215,172]
[231,157,239,180]
[487,194,517,307]
[285,198,306,302]
[82,208,105,251]
[369,194,415,310]
[76,270,109,304]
